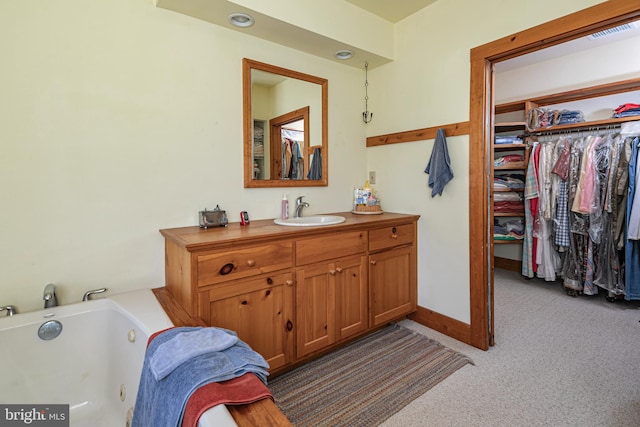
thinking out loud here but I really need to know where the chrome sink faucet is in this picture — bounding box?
[43,283,58,308]
[295,196,309,218]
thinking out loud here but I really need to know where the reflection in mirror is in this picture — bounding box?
[243,59,328,188]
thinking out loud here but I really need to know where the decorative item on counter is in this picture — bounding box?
[353,180,383,214]
[199,205,228,228]
[240,211,250,226]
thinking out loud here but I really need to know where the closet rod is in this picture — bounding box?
[530,123,622,137]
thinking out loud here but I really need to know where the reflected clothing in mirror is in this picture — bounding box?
[308,147,322,180]
[282,138,304,179]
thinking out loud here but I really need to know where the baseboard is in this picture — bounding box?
[408,306,472,346]
[494,256,521,273]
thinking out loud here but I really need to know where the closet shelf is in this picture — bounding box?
[528,116,639,134]
[494,163,527,170]
[493,212,524,217]
[493,143,527,150]
[493,187,524,192]
[495,121,526,132]
[493,239,523,245]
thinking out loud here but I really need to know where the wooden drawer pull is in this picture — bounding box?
[336,267,343,273]
[391,234,398,239]
[247,259,256,267]
[370,260,377,265]
[285,280,294,286]
[219,263,234,275]
[329,269,337,275]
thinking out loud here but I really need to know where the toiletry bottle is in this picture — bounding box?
[281,193,289,219]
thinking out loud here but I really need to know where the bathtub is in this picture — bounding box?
[0,289,237,427]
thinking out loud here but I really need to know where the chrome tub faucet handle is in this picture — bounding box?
[0,305,16,317]
[83,287,107,302]
[43,283,57,308]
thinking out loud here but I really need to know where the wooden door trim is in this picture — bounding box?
[468,0,640,350]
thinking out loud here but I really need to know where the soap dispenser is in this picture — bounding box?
[281,193,289,219]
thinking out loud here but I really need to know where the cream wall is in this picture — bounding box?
[0,0,367,312]
[366,0,604,323]
[1,0,611,324]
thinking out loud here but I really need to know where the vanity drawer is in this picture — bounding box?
[197,242,293,286]
[369,223,415,252]
[296,231,367,265]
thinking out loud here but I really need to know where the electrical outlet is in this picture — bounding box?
[368,171,376,184]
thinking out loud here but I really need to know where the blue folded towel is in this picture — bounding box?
[424,128,454,197]
[132,327,270,427]
[149,327,238,380]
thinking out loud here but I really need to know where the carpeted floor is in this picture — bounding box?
[268,324,473,427]
[382,268,640,426]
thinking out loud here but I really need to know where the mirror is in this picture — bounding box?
[243,58,328,188]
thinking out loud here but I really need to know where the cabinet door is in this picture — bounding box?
[198,273,294,371]
[369,245,416,326]
[335,254,368,340]
[295,263,336,358]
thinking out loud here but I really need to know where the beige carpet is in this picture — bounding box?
[383,268,640,426]
[268,324,473,427]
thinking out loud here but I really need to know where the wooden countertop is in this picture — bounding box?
[160,211,420,251]
[152,287,293,427]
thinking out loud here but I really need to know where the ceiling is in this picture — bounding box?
[154,1,639,71]
[495,19,640,72]
[344,0,438,23]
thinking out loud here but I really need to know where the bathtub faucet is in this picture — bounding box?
[83,288,107,301]
[0,305,16,317]
[43,283,57,308]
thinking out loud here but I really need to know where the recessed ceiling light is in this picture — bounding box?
[228,13,254,28]
[335,50,354,60]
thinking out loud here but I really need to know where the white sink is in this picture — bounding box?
[274,215,346,227]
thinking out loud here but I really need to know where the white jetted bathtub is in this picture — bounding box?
[0,289,237,427]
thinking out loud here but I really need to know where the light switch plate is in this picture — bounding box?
[368,171,376,184]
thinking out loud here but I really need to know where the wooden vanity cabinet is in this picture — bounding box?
[295,253,367,358]
[369,223,417,327]
[294,230,368,358]
[160,212,418,373]
[197,272,294,371]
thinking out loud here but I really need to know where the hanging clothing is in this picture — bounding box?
[519,129,640,300]
[625,137,640,300]
[522,142,539,278]
[307,147,322,180]
[281,139,304,180]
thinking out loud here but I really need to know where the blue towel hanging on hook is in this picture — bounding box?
[424,128,454,197]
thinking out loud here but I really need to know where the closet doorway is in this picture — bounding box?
[467,0,640,350]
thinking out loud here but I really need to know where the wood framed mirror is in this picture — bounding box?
[243,58,328,188]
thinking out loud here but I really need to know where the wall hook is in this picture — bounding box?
[362,61,373,124]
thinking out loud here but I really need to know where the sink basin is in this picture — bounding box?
[274,215,346,227]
